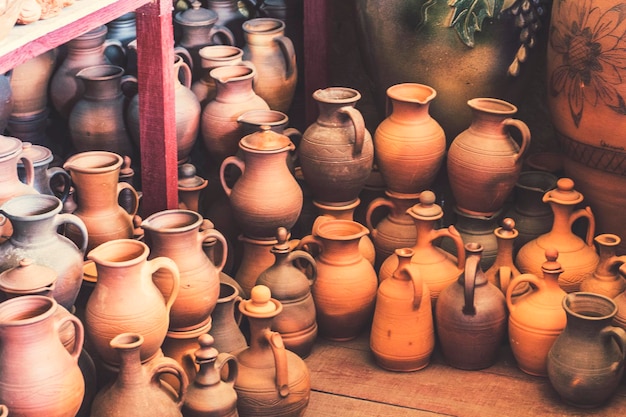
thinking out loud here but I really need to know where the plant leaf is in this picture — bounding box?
[449,0,500,46]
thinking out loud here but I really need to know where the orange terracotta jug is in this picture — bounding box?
[484,218,526,296]
[579,234,626,298]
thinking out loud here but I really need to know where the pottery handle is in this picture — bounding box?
[503,118,531,163]
[46,167,72,203]
[287,250,317,286]
[19,155,35,187]
[180,350,199,382]
[601,326,626,361]
[209,25,236,47]
[0,404,7,417]
[394,260,422,310]
[265,329,290,397]
[55,313,84,362]
[220,156,245,197]
[506,273,543,313]
[497,266,512,294]
[434,225,466,269]
[569,206,596,247]
[103,38,126,59]
[199,227,228,273]
[55,213,89,254]
[364,196,393,238]
[463,251,479,315]
[275,35,296,79]
[174,45,194,74]
[296,234,323,257]
[338,106,365,156]
[216,352,239,387]
[177,57,194,89]
[150,357,189,407]
[116,182,140,217]
[148,256,181,313]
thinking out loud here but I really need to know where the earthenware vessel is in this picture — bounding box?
[484,218,527,297]
[205,0,252,46]
[234,234,280,298]
[0,134,37,206]
[192,45,248,107]
[9,49,56,117]
[580,234,626,299]
[17,142,71,202]
[208,282,248,354]
[177,163,208,213]
[0,72,12,132]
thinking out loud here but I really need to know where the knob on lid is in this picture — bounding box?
[0,258,57,294]
[543,178,583,205]
[406,190,442,221]
[239,285,283,318]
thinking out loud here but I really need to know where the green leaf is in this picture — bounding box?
[449,0,499,46]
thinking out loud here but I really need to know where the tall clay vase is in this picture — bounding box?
[298,87,374,206]
[506,248,567,376]
[435,243,508,370]
[299,219,378,341]
[235,285,311,417]
[547,292,626,408]
[241,18,297,113]
[90,333,188,417]
[141,210,227,332]
[484,218,526,297]
[0,296,85,417]
[447,97,531,216]
[68,64,135,159]
[0,194,88,310]
[580,234,626,299]
[378,191,465,306]
[63,151,139,254]
[9,49,56,117]
[373,83,446,195]
[201,65,270,164]
[182,334,239,417]
[209,282,248,354]
[516,178,599,293]
[256,227,318,358]
[85,239,181,366]
[220,127,302,239]
[370,248,434,371]
[192,45,247,107]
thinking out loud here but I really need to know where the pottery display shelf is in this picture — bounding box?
[0,0,179,217]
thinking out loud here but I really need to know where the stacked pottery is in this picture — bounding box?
[579,234,626,298]
[17,142,71,202]
[192,45,249,107]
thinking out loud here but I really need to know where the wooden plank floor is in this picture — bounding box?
[303,332,626,417]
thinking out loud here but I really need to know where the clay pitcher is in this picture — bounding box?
[85,239,181,366]
[547,292,626,408]
[0,296,85,417]
[208,281,247,354]
[205,0,252,47]
[241,17,297,113]
[580,234,626,299]
[370,248,434,371]
[484,218,527,297]
[374,83,446,194]
[63,151,139,254]
[220,127,302,239]
[298,87,374,206]
[447,97,531,216]
[516,178,599,293]
[192,45,248,107]
[298,219,378,341]
[17,142,71,203]
[435,243,508,370]
[141,209,227,331]
[234,234,280,298]
[9,50,56,118]
[90,333,188,417]
[235,285,311,417]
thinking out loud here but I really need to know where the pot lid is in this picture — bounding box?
[175,1,218,26]
[541,248,564,275]
[239,285,283,318]
[240,126,294,152]
[0,135,23,159]
[194,334,218,363]
[17,142,53,167]
[178,163,207,188]
[271,227,291,254]
[83,260,98,284]
[494,218,518,240]
[542,178,583,205]
[0,258,57,294]
[406,190,443,221]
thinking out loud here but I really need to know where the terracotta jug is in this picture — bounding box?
[365,190,420,270]
[201,64,270,164]
[235,285,311,417]
[0,194,88,310]
[90,333,188,417]
[516,178,599,293]
[256,227,317,358]
[0,296,84,417]
[9,49,56,118]
[580,234,626,298]
[182,334,239,417]
[370,248,434,371]
[373,83,446,195]
[241,18,297,113]
[85,239,180,366]
[447,97,531,216]
[547,292,626,408]
[161,319,212,389]
[209,281,247,354]
[63,151,139,254]
[484,218,527,297]
[220,127,302,239]
[235,234,281,298]
[0,134,37,205]
[105,12,136,70]
[192,45,248,107]
[17,142,71,202]
[50,25,124,119]
[68,64,135,158]
[298,219,377,341]
[205,0,252,47]
[298,87,374,206]
[142,210,227,332]
[435,243,508,370]
[506,248,567,376]
[378,191,465,306]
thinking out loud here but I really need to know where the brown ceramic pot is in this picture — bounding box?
[192,45,248,107]
[9,49,56,117]
[17,142,71,202]
[484,218,527,297]
[234,234,280,298]
[208,281,247,354]
[579,234,626,299]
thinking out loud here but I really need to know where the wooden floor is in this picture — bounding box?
[302,332,626,417]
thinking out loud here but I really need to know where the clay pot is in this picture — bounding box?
[0,134,37,205]
[17,142,71,202]
[298,87,374,206]
[484,218,527,297]
[192,45,248,107]
[447,98,531,216]
[85,239,180,366]
[506,248,567,376]
[63,151,139,254]
[235,285,311,417]
[370,248,434,371]
[0,194,88,310]
[7,109,53,150]
[579,234,626,299]
[9,49,56,117]
[177,163,208,213]
[436,243,508,370]
[0,296,84,417]
[205,0,252,47]
[90,333,188,417]
[256,227,317,358]
[161,319,213,388]
[105,12,136,70]
[208,282,247,354]
[547,292,626,408]
[516,178,599,293]
[142,210,227,331]
[234,234,280,298]
[299,219,377,341]
[373,83,446,194]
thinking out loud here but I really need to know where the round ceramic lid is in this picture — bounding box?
[175,1,218,26]
[178,163,206,188]
[17,142,53,167]
[239,285,282,318]
[407,190,442,221]
[240,126,293,152]
[544,178,583,205]
[0,135,23,159]
[0,258,57,293]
